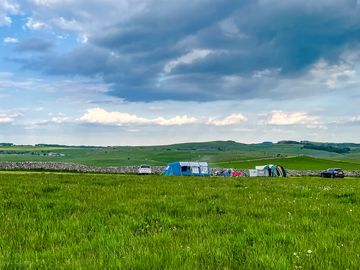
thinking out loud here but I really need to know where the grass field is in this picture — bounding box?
[1,141,360,170]
[216,156,360,170]
[0,147,73,151]
[0,172,359,269]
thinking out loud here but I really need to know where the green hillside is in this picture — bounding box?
[215,156,360,170]
[0,141,360,169]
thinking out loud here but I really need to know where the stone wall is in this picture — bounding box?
[0,162,359,177]
[286,169,360,177]
[0,162,165,174]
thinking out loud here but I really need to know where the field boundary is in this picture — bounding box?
[0,162,165,174]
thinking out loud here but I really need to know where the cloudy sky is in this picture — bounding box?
[0,0,360,145]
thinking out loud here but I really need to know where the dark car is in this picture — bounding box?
[320,168,345,178]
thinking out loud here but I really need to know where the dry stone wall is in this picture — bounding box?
[286,169,360,177]
[0,162,165,174]
[0,162,359,177]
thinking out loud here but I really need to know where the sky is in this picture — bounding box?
[0,0,360,146]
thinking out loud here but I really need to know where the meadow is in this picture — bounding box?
[1,141,360,170]
[217,156,360,170]
[0,172,359,269]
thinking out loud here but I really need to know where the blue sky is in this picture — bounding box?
[0,0,360,145]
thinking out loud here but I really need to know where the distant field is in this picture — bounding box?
[1,141,360,170]
[0,147,74,151]
[0,172,359,269]
[216,156,360,170]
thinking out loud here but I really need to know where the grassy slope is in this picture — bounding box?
[216,156,360,170]
[0,147,74,151]
[0,141,360,169]
[0,173,359,269]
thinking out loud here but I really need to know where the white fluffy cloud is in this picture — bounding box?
[264,110,318,125]
[0,0,19,26]
[79,108,198,126]
[351,116,360,122]
[3,37,18,43]
[0,111,21,124]
[24,17,48,30]
[207,113,248,126]
[0,115,13,124]
[79,108,248,127]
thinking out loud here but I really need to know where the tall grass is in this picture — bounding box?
[0,172,359,269]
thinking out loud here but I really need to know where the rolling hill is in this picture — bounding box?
[0,141,360,170]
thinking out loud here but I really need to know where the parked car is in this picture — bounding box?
[320,168,345,178]
[138,164,151,175]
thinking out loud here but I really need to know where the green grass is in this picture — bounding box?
[1,141,360,170]
[0,172,359,269]
[216,156,360,170]
[0,146,74,151]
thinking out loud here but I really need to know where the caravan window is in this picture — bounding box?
[181,166,190,172]
[191,166,200,174]
[200,166,208,174]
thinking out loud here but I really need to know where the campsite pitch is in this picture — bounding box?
[0,173,359,269]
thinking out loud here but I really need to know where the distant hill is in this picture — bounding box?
[164,140,247,151]
[1,140,360,169]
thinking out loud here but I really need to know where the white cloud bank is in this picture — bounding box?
[0,111,21,124]
[264,110,318,125]
[351,116,360,122]
[79,108,198,126]
[79,108,247,127]
[207,113,247,126]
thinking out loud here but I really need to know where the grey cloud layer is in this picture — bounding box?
[15,0,360,101]
[14,38,54,52]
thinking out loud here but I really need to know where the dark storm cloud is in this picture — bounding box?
[94,0,244,53]
[14,38,54,53]
[16,0,360,101]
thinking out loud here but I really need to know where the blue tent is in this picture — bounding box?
[163,162,211,176]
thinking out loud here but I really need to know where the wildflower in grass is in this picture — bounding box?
[307,250,312,255]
